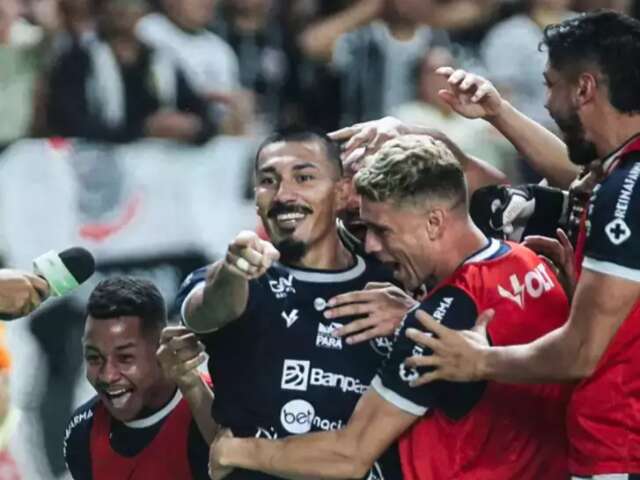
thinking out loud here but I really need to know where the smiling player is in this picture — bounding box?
[177,130,414,479]
[63,277,212,480]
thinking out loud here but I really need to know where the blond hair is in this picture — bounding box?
[355,135,466,208]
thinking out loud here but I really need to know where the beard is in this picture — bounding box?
[265,201,313,264]
[553,110,599,166]
[274,238,308,264]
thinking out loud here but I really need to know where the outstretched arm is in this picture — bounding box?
[184,231,280,333]
[210,389,416,479]
[408,269,640,384]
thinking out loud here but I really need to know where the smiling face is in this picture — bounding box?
[360,198,433,291]
[255,139,344,265]
[83,316,165,423]
[544,66,599,165]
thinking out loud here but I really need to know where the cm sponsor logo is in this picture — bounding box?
[281,359,367,394]
[280,399,344,434]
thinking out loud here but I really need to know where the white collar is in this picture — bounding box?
[464,238,501,265]
[124,388,182,429]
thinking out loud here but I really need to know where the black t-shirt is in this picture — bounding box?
[177,255,402,480]
[63,393,210,480]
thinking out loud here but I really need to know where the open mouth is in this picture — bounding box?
[102,388,133,409]
[275,212,307,230]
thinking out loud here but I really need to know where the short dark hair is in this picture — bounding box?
[541,10,640,114]
[86,277,167,333]
[254,129,343,178]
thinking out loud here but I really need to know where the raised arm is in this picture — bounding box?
[183,231,279,333]
[210,389,415,480]
[329,117,508,195]
[488,101,578,188]
[297,0,383,63]
[436,67,579,189]
[157,326,217,443]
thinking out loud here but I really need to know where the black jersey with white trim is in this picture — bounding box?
[583,152,640,282]
[63,392,210,480]
[176,255,400,480]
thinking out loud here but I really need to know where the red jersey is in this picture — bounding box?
[64,387,211,479]
[371,239,571,479]
[568,136,640,475]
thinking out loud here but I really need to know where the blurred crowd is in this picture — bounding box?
[0,0,638,478]
[0,0,636,175]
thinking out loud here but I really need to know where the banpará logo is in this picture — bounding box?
[281,359,367,394]
[316,322,343,350]
[281,359,311,391]
[280,399,343,434]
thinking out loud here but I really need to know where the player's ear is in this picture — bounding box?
[425,208,446,241]
[334,178,352,211]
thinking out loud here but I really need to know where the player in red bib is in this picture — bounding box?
[207,134,571,480]
[63,277,214,480]
[404,11,640,479]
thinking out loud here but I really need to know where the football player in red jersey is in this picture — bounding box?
[208,134,572,480]
[401,11,640,480]
[64,277,214,480]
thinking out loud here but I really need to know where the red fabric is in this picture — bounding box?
[568,138,640,475]
[0,450,20,480]
[399,242,571,480]
[89,398,193,480]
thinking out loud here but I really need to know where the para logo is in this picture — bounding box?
[316,322,343,350]
[497,263,554,309]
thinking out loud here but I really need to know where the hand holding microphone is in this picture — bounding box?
[0,269,49,319]
[0,247,95,320]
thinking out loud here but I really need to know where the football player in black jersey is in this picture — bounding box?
[178,130,415,479]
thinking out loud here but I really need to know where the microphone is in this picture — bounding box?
[33,247,96,297]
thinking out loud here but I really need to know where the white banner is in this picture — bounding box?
[0,136,258,269]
